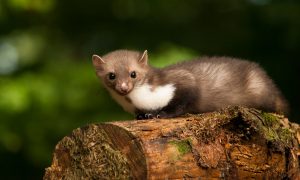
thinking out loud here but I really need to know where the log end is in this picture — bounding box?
[44,124,147,179]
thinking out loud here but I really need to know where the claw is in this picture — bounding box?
[145,113,154,119]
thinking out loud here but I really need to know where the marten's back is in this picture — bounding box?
[162,57,289,114]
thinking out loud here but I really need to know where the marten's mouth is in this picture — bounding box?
[118,92,128,96]
[116,89,131,96]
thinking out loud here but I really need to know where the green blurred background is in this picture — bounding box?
[0,0,299,179]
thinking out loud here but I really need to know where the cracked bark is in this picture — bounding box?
[44,106,300,179]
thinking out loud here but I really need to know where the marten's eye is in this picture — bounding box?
[130,71,136,78]
[108,72,116,80]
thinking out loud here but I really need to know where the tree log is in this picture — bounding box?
[44,106,300,179]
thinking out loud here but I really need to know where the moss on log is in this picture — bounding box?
[44,106,300,179]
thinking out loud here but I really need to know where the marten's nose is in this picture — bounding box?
[120,83,129,93]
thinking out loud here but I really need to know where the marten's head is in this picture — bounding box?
[92,50,149,95]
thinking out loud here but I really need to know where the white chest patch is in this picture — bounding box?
[127,83,176,111]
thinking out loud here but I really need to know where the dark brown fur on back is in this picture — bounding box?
[163,57,288,113]
[145,56,288,116]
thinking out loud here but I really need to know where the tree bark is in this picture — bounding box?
[44,106,300,179]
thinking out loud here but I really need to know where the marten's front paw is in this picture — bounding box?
[136,113,159,120]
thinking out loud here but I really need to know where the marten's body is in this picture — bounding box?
[92,50,288,119]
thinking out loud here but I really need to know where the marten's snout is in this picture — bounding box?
[116,82,132,95]
[120,83,129,93]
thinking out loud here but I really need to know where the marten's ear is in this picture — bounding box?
[92,54,105,67]
[138,50,148,66]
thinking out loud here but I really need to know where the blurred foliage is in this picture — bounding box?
[0,0,299,179]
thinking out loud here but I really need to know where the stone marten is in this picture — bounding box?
[92,50,288,119]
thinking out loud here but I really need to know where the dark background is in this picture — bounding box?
[0,0,299,179]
